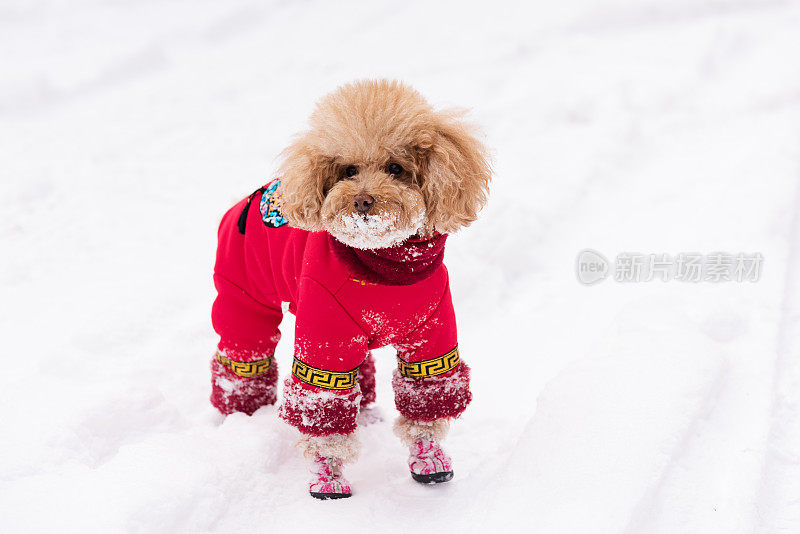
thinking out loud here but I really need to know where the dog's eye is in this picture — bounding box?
[344,166,358,178]
[386,163,403,175]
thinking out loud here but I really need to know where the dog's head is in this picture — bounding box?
[278,79,491,249]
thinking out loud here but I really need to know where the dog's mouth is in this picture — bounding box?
[323,204,424,250]
[320,182,427,250]
[329,211,417,250]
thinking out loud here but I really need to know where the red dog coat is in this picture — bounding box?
[211,180,471,435]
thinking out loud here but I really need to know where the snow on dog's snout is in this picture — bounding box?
[335,211,424,249]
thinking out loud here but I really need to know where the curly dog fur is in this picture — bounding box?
[278,79,491,248]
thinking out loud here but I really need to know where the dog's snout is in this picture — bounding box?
[353,194,374,213]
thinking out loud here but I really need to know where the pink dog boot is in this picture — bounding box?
[408,438,454,484]
[309,455,352,500]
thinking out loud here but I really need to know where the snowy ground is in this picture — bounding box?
[2,0,800,532]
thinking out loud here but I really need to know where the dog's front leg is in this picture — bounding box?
[392,285,472,484]
[278,279,369,499]
[392,358,472,484]
[279,376,363,499]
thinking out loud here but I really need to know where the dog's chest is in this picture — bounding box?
[335,275,446,350]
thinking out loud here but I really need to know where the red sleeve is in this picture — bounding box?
[293,276,369,373]
[278,276,368,436]
[391,279,471,422]
[395,283,458,366]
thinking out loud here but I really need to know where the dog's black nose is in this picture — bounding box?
[353,194,374,213]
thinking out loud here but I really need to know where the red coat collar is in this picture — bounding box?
[328,233,447,286]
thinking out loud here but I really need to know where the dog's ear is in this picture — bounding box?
[278,137,332,231]
[419,111,492,235]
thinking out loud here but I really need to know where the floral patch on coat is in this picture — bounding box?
[259,179,288,228]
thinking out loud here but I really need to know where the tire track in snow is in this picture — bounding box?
[621,360,730,534]
[621,316,777,534]
[754,172,800,532]
[620,174,800,532]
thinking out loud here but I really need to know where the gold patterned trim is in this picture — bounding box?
[216,351,273,378]
[397,346,460,379]
[291,357,359,390]
[348,277,377,286]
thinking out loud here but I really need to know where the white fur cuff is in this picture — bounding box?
[393,416,451,446]
[297,432,361,464]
